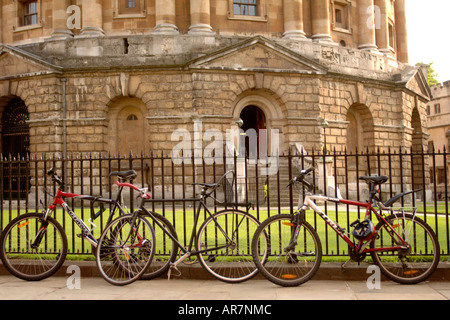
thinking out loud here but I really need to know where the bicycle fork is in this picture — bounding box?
[284,210,312,256]
[30,220,49,249]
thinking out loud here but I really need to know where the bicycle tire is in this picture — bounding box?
[0,212,68,281]
[196,209,261,283]
[140,210,179,280]
[370,212,440,284]
[252,214,322,287]
[96,213,156,286]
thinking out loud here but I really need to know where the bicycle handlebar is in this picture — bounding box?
[47,168,64,187]
[288,167,315,191]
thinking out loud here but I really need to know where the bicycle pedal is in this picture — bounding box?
[168,265,182,280]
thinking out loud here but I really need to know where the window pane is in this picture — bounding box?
[22,1,38,26]
[233,0,258,16]
[234,4,240,14]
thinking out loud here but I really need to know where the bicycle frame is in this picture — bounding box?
[142,187,243,277]
[145,196,233,257]
[301,193,409,255]
[42,179,148,248]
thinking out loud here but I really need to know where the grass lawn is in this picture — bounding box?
[1,201,449,261]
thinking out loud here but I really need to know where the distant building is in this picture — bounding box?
[427,81,450,199]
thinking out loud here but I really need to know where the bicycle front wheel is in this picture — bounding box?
[371,212,440,284]
[196,209,261,283]
[0,212,68,281]
[96,214,156,286]
[252,214,322,287]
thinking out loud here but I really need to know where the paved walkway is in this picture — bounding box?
[0,275,449,301]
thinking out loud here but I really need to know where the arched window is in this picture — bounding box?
[1,97,30,198]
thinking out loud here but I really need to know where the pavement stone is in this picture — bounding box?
[0,260,449,303]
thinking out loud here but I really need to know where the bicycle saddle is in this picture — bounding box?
[110,170,138,181]
[358,175,388,185]
[193,182,219,189]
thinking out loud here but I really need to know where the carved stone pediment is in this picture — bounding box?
[0,45,61,80]
[188,36,327,75]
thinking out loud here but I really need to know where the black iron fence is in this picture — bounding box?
[1,148,449,257]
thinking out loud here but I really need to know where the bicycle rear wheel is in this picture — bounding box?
[96,213,156,286]
[371,212,440,284]
[196,209,261,283]
[252,214,322,287]
[0,212,68,281]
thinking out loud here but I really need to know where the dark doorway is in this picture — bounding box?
[239,105,267,157]
[2,98,30,198]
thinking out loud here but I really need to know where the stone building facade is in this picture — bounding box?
[0,0,432,199]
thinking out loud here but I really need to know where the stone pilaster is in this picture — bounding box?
[283,0,306,39]
[374,0,389,54]
[358,0,377,51]
[153,0,179,35]
[311,0,332,42]
[395,0,409,63]
[189,0,213,35]
[51,0,73,39]
[80,0,104,37]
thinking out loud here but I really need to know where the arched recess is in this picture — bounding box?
[346,104,375,176]
[346,104,375,153]
[411,106,425,191]
[411,106,424,152]
[231,91,286,155]
[107,97,148,156]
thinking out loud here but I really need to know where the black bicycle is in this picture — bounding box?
[136,170,264,283]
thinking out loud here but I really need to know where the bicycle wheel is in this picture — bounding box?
[140,210,179,280]
[196,209,261,283]
[0,212,68,281]
[370,212,440,284]
[96,213,156,286]
[252,214,322,287]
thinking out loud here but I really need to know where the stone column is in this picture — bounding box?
[374,0,389,54]
[358,0,377,51]
[189,0,213,34]
[283,0,306,39]
[153,0,179,34]
[395,0,409,63]
[51,0,73,39]
[310,0,332,42]
[81,0,104,37]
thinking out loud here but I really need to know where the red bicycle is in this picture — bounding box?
[0,168,156,286]
[252,167,440,287]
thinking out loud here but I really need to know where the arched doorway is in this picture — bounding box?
[239,105,266,157]
[1,98,30,198]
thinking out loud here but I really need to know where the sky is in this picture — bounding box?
[406,0,450,83]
